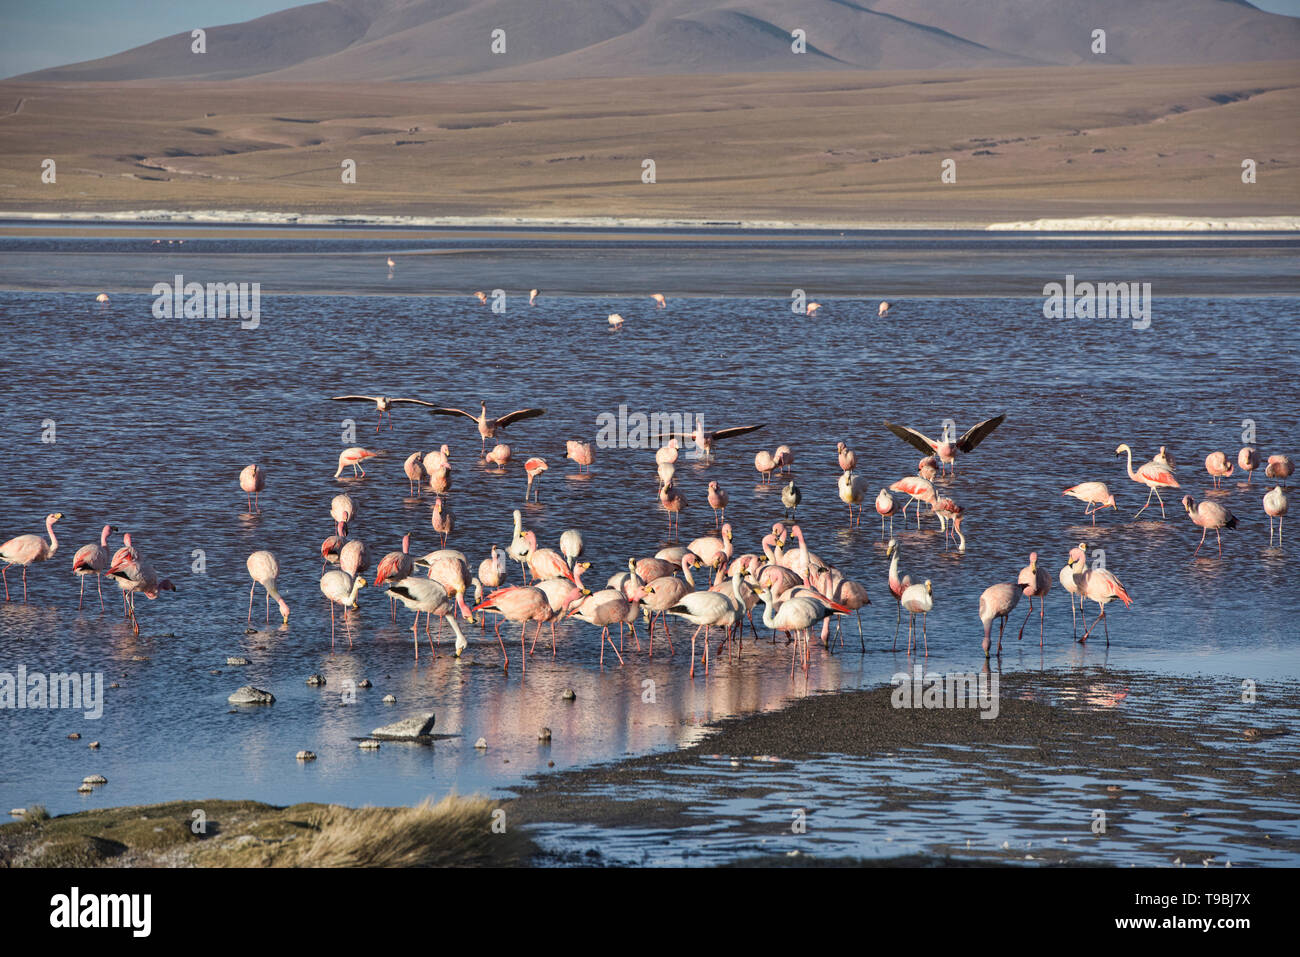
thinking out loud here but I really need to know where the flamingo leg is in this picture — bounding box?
[1194,526,1208,558]
[248,582,255,623]
[96,574,104,611]
[1018,596,1034,640]
[79,575,86,611]
[1134,485,1156,519]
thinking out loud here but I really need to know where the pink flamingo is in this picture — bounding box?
[755,448,778,483]
[330,394,437,432]
[330,493,355,531]
[321,521,347,572]
[675,419,765,463]
[889,475,937,528]
[375,532,415,620]
[707,481,729,526]
[875,488,897,538]
[109,532,137,615]
[931,497,966,550]
[886,538,911,649]
[526,535,578,584]
[474,584,552,671]
[319,570,365,647]
[335,447,377,479]
[1063,482,1116,524]
[656,439,679,467]
[1205,451,1234,488]
[108,557,175,635]
[1264,486,1288,545]
[1182,495,1237,557]
[72,524,116,611]
[837,441,856,472]
[659,482,685,538]
[688,524,732,568]
[1058,543,1087,637]
[239,464,265,511]
[1238,447,1260,484]
[883,414,1006,475]
[900,580,934,656]
[640,553,700,655]
[422,444,451,474]
[774,445,794,475]
[1073,552,1132,645]
[651,293,666,308]
[1115,443,1180,518]
[387,578,470,659]
[431,496,454,546]
[530,289,539,305]
[979,582,1021,657]
[1016,551,1050,645]
[403,452,427,495]
[839,471,869,527]
[917,456,939,482]
[1,512,62,602]
[247,550,290,624]
[524,457,548,502]
[566,440,594,474]
[528,580,588,656]
[427,464,452,496]
[1265,455,1294,486]
[427,401,546,457]
[486,443,512,468]
[339,538,369,578]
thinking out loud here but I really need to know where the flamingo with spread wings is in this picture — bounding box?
[427,401,546,456]
[882,414,1006,474]
[331,395,437,431]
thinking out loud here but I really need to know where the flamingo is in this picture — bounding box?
[486,443,512,468]
[427,464,452,496]
[781,480,801,520]
[1264,486,1288,545]
[883,414,1006,475]
[320,570,365,647]
[931,497,966,550]
[530,288,539,305]
[1153,447,1177,470]
[875,488,897,538]
[660,482,685,538]
[667,566,748,676]
[878,301,891,316]
[886,539,910,649]
[524,457,548,502]
[688,524,732,568]
[474,291,487,304]
[608,313,625,328]
[640,553,700,654]
[72,524,116,611]
[339,538,369,578]
[246,550,289,624]
[239,464,265,512]
[708,481,729,526]
[1238,447,1261,484]
[335,447,377,479]
[566,588,633,668]
[386,256,396,270]
[1115,443,1180,518]
[656,439,679,467]
[560,530,583,568]
[1182,495,1237,558]
[755,449,778,483]
[330,493,355,531]
[657,460,676,490]
[107,556,175,635]
[651,293,666,308]
[1059,543,1087,637]
[774,445,794,475]
[427,401,547,456]
[1016,551,1050,645]
[375,533,415,620]
[900,580,933,656]
[507,510,531,579]
[839,471,868,527]
[979,583,1022,657]
[387,578,470,659]
[431,496,454,546]
[1205,451,1235,489]
[331,395,437,431]
[403,452,427,495]
[422,444,452,474]
[1266,455,1294,486]
[1063,482,1116,524]
[527,536,578,584]
[95,293,110,302]
[321,521,347,571]
[889,475,936,527]
[805,302,821,315]
[1,512,62,602]
[917,456,939,482]
[529,580,588,656]
[837,441,857,473]
[756,583,822,674]
[1073,553,1132,645]
[674,420,766,463]
[566,440,594,473]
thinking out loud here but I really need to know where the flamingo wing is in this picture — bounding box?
[496,407,547,427]
[957,413,1006,452]
[331,395,381,403]
[387,397,439,407]
[711,424,765,441]
[427,407,480,420]
[883,421,938,454]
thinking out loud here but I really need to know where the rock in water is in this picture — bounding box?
[228,686,275,705]
[226,656,250,666]
[305,674,326,686]
[382,694,397,704]
[538,727,552,741]
[296,750,317,762]
[475,737,488,750]
[561,688,576,701]
[82,775,107,785]
[371,713,436,740]
[358,739,380,750]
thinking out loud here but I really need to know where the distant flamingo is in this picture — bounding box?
[566,440,595,473]
[674,420,766,463]
[1264,486,1288,545]
[403,452,427,495]
[485,443,512,468]
[755,448,778,483]
[878,301,891,316]
[320,570,365,647]
[1205,451,1234,488]
[530,288,539,305]
[805,302,821,316]
[239,464,265,511]
[1016,551,1050,645]
[1074,553,1132,645]
[1265,455,1294,486]
[335,447,377,479]
[931,497,965,550]
[331,395,437,431]
[979,582,1021,657]
[474,291,487,304]
[608,313,624,328]
[781,480,801,520]
[1,512,62,602]
[431,497,454,546]
[660,483,685,538]
[708,481,729,526]
[883,414,1005,475]
[651,294,666,308]
[1115,443,1180,518]
[428,401,547,457]
[524,457,548,502]
[839,471,869,526]
[1238,447,1261,484]
[1063,481,1116,524]
[330,493,355,530]
[837,441,856,473]
[246,550,289,624]
[900,580,934,656]
[72,524,116,611]
[1182,495,1237,558]
[875,488,897,538]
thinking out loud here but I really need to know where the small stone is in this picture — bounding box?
[82,774,107,785]
[227,686,275,705]
[209,670,222,675]
[77,784,93,793]
[359,739,380,750]
[358,679,372,688]
[226,656,250,666]
[475,737,487,749]
[68,732,80,740]
[1242,727,1262,740]
[371,713,436,740]
[9,808,26,817]
[88,742,100,749]
[109,683,119,689]
[296,750,317,761]
[306,674,326,686]
[382,694,396,704]
[561,689,576,701]
[547,761,555,767]
[538,727,552,741]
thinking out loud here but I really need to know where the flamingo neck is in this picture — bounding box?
[46,516,59,555]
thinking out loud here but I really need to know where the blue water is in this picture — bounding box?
[0,231,1297,864]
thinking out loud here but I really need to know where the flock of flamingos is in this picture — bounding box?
[0,391,1293,675]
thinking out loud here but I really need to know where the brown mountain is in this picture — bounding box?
[18,0,1300,82]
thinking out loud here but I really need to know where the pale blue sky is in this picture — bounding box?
[2,0,1298,78]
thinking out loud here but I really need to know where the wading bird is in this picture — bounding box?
[427,401,547,456]
[331,395,437,431]
[388,578,470,659]
[239,464,265,512]
[335,447,377,479]
[781,480,801,520]
[1238,447,1261,484]
[882,414,1006,475]
[320,570,365,647]
[1017,551,1050,645]
[246,550,289,625]
[673,420,765,463]
[1205,451,1235,488]
[979,582,1021,657]
[708,481,729,526]
[900,580,934,657]
[1264,486,1287,545]
[1115,443,1180,518]
[1182,495,1237,558]
[1073,554,1132,645]
[524,457,548,502]
[566,440,595,473]
[1063,481,1116,524]
[72,524,117,611]
[1266,455,1294,486]
[1,512,62,602]
[839,471,869,527]
[875,489,897,538]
